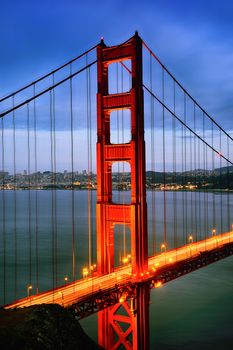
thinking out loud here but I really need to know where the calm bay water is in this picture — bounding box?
[0,190,233,348]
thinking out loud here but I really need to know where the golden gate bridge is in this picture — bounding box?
[0,32,233,349]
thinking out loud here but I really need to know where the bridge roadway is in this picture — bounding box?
[5,231,233,310]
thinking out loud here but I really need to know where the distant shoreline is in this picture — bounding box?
[1,188,233,193]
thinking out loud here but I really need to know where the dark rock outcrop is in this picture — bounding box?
[0,304,101,350]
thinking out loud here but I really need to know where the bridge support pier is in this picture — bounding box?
[98,284,150,350]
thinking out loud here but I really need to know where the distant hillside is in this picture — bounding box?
[213,166,233,174]
[146,170,233,189]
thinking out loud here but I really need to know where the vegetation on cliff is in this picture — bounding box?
[0,304,101,350]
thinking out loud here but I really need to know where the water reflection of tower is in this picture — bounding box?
[98,284,150,349]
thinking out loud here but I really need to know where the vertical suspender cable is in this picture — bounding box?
[70,63,76,281]
[205,123,209,235]
[205,142,208,241]
[198,136,201,241]
[86,58,93,271]
[33,84,39,294]
[220,130,223,234]
[88,65,94,270]
[86,56,91,269]
[227,137,230,234]
[184,94,187,243]
[203,112,207,242]
[86,56,92,271]
[49,90,55,295]
[162,68,166,247]
[86,55,91,269]
[121,62,126,259]
[52,75,58,287]
[190,128,193,237]
[150,53,156,255]
[13,95,17,299]
[173,80,177,251]
[27,103,32,286]
[212,121,216,234]
[194,104,197,243]
[1,115,6,304]
[203,113,206,239]
[181,97,185,244]
[116,63,121,264]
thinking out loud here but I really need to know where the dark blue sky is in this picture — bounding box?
[1,0,233,130]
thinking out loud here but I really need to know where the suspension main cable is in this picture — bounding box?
[1,32,136,107]
[142,40,233,143]
[1,34,135,119]
[143,84,233,166]
[0,44,98,103]
[0,61,98,119]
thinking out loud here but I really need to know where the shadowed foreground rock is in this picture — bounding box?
[0,304,101,350]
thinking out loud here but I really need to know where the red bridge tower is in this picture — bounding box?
[96,32,149,349]
[96,32,148,277]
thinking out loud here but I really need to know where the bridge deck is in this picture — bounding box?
[5,231,233,310]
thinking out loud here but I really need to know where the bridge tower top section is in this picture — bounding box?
[96,32,148,276]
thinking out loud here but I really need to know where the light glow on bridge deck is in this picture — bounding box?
[5,230,233,310]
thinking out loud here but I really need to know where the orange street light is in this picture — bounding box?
[82,268,88,278]
[188,235,193,244]
[212,228,216,236]
[122,254,131,264]
[27,285,33,298]
[154,281,162,288]
[90,263,97,271]
[160,243,166,252]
